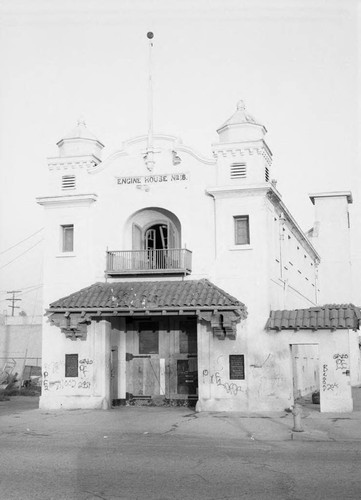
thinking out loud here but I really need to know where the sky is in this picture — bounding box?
[0,0,360,316]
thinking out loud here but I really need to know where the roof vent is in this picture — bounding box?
[230,163,246,179]
[62,175,76,190]
[265,167,270,182]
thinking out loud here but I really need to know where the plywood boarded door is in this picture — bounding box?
[126,321,164,398]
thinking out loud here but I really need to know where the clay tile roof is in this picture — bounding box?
[48,279,246,314]
[266,304,361,332]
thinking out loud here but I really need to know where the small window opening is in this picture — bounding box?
[229,355,245,380]
[65,354,78,377]
[61,224,74,252]
[234,216,250,245]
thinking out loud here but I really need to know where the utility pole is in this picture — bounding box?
[6,290,21,316]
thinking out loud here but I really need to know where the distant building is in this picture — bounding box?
[37,101,361,412]
[0,314,42,382]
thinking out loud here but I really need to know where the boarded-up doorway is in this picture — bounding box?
[125,317,198,403]
[291,344,319,400]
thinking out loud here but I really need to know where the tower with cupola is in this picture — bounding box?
[213,100,272,187]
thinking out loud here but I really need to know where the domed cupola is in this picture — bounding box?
[216,100,267,144]
[56,119,104,160]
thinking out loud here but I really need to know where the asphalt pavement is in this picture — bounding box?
[1,389,361,499]
[1,387,361,443]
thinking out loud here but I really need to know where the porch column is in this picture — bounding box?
[196,320,211,411]
[93,319,112,409]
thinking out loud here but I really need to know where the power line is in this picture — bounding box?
[20,285,43,296]
[6,290,22,316]
[0,227,44,255]
[0,283,43,293]
[0,239,44,270]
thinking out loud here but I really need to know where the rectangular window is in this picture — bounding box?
[61,224,74,252]
[234,216,250,245]
[139,322,159,354]
[65,354,78,377]
[229,355,245,380]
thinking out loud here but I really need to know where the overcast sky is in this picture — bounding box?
[0,0,359,316]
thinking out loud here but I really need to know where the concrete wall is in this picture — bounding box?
[0,316,42,375]
[268,329,354,412]
[308,193,352,304]
[39,319,111,410]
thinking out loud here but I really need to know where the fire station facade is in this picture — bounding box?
[37,102,360,412]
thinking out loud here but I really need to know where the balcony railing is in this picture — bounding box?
[106,248,192,276]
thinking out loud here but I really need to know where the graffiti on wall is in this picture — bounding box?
[321,353,349,393]
[201,370,244,396]
[43,358,93,393]
[333,353,348,371]
[210,371,243,395]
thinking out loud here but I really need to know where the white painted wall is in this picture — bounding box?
[38,114,326,412]
[309,193,352,304]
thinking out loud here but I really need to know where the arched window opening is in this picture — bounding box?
[106,207,192,275]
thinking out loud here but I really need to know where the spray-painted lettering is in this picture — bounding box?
[210,371,243,396]
[333,354,348,371]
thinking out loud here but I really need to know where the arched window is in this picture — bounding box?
[128,209,182,271]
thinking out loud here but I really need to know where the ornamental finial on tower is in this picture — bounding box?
[237,100,246,111]
[77,115,86,127]
[216,100,268,144]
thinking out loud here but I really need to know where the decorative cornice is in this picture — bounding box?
[206,183,271,198]
[47,154,101,171]
[212,143,272,166]
[36,193,98,207]
[89,134,214,174]
[49,312,91,341]
[309,191,353,205]
[48,308,246,341]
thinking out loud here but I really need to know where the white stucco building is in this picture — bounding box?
[37,101,361,412]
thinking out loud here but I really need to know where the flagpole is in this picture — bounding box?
[145,31,155,171]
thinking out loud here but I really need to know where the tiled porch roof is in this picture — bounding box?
[48,279,246,315]
[266,304,361,332]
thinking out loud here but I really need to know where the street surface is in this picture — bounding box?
[0,397,361,499]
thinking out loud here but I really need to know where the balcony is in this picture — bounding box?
[106,249,192,276]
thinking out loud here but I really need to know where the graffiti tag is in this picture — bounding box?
[210,372,243,396]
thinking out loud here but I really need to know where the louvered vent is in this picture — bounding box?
[230,163,246,179]
[265,167,269,182]
[62,175,76,190]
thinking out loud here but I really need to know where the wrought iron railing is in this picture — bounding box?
[106,248,192,275]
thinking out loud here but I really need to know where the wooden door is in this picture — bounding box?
[170,319,198,398]
[125,318,198,401]
[126,321,164,398]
